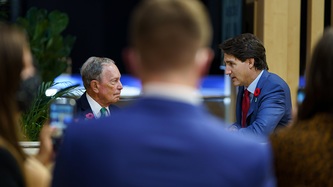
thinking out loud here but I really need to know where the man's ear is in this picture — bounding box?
[122,47,141,78]
[248,58,255,69]
[195,48,214,77]
[90,80,99,93]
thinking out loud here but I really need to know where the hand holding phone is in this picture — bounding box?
[49,97,76,138]
[49,97,76,153]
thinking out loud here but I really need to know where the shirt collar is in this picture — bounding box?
[141,82,202,105]
[246,70,264,94]
[86,93,109,118]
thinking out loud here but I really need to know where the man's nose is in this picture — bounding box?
[118,81,123,90]
[225,66,231,75]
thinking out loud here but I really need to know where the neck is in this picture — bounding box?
[140,71,201,90]
[246,69,263,87]
[86,90,109,107]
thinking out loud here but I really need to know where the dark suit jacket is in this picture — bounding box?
[52,97,276,187]
[233,70,292,139]
[75,92,120,120]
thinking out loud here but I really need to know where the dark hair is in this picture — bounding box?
[297,27,333,120]
[0,22,27,161]
[219,33,268,70]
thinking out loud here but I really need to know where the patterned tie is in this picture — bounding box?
[241,89,250,128]
[100,107,108,118]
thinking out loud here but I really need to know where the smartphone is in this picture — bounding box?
[49,97,76,138]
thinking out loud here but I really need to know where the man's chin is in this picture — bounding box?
[232,82,240,87]
[112,97,120,102]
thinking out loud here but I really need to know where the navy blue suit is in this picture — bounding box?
[75,92,120,120]
[233,70,292,138]
[52,97,276,187]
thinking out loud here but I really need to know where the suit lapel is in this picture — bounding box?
[247,94,255,118]
[246,71,269,120]
[256,70,269,89]
[80,93,92,112]
[109,105,121,115]
[236,86,244,124]
[77,92,94,119]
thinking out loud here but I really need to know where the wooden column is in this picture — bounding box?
[287,0,301,108]
[254,0,300,108]
[306,0,324,68]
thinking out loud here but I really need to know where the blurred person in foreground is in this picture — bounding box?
[75,56,123,120]
[0,22,53,187]
[219,33,292,141]
[51,1,276,186]
[270,27,333,186]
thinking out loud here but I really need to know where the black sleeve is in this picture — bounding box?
[0,148,25,187]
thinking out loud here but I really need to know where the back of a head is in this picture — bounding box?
[220,33,268,70]
[298,27,333,119]
[129,0,212,71]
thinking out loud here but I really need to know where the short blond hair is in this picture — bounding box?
[129,0,212,70]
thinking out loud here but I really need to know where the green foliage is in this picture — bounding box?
[21,81,82,141]
[15,7,76,82]
[0,1,9,21]
[15,7,78,140]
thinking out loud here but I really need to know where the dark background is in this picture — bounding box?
[6,0,333,77]
[17,0,225,76]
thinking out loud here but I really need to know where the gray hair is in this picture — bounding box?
[80,56,115,89]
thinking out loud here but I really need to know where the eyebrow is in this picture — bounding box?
[224,60,234,64]
[110,77,120,81]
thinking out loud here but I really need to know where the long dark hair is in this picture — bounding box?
[0,22,27,161]
[297,27,333,120]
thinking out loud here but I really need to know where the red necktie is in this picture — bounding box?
[242,89,250,128]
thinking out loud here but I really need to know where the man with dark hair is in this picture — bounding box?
[219,33,292,140]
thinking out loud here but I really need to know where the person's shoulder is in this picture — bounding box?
[204,122,271,154]
[109,104,121,110]
[0,138,23,165]
[0,147,25,187]
[74,93,91,115]
[211,132,274,184]
[225,133,271,149]
[231,137,273,166]
[261,71,290,91]
[266,71,288,84]
[75,93,85,109]
[75,92,86,103]
[0,146,19,164]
